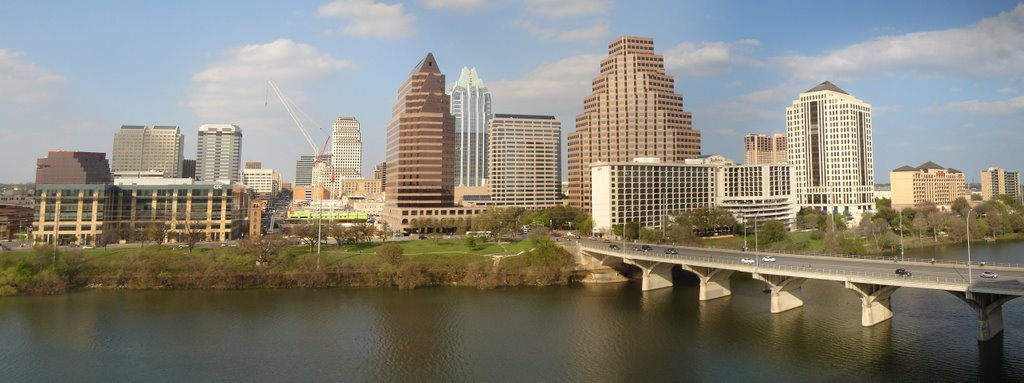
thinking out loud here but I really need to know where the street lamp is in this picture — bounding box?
[966,208,973,288]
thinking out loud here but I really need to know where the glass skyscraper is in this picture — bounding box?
[450,67,492,187]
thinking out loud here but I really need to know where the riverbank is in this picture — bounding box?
[0,237,576,297]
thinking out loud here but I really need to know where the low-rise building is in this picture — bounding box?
[242,168,282,197]
[32,183,250,245]
[0,204,34,241]
[890,161,966,210]
[590,155,797,235]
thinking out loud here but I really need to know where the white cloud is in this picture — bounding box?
[946,96,1024,116]
[773,4,1024,82]
[0,49,64,103]
[420,0,485,10]
[317,0,416,39]
[558,24,610,41]
[523,0,610,19]
[488,53,603,116]
[185,39,354,131]
[998,87,1018,94]
[664,39,762,77]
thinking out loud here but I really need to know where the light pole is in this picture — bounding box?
[754,215,759,268]
[966,208,973,288]
[898,209,905,261]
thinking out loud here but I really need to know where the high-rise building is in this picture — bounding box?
[891,161,967,210]
[786,81,875,215]
[981,166,1021,201]
[484,114,562,208]
[245,161,262,170]
[111,125,184,178]
[330,116,362,179]
[181,159,196,179]
[381,53,483,231]
[35,151,112,185]
[567,36,700,210]
[744,133,788,165]
[196,124,243,184]
[451,67,492,187]
[372,161,387,185]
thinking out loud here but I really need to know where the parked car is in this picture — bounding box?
[664,248,678,255]
[609,244,620,250]
[980,271,998,279]
[895,268,912,277]
[641,245,653,252]
[761,256,776,262]
[81,245,94,249]
[741,257,755,264]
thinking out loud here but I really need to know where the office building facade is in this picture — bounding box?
[35,151,112,185]
[981,166,1021,201]
[567,36,701,210]
[242,168,283,197]
[744,133,788,165]
[196,124,243,184]
[451,67,492,187]
[786,81,875,215]
[482,114,562,208]
[111,125,184,178]
[331,116,362,179]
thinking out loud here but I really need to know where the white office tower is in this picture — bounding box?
[196,124,243,184]
[450,67,492,187]
[111,125,184,178]
[330,116,362,179]
[786,81,875,215]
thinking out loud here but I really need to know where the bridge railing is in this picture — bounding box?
[582,245,1024,294]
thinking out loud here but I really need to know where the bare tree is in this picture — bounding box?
[146,223,168,246]
[181,219,206,254]
[240,234,290,266]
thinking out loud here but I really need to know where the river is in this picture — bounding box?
[1,241,1023,382]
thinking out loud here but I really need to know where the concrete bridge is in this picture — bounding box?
[575,239,1024,342]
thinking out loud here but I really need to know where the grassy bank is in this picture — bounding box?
[0,237,574,297]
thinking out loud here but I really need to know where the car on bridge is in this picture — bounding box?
[741,257,755,264]
[641,245,653,252]
[664,248,678,255]
[980,271,998,279]
[761,256,776,262]
[609,244,620,250]
[895,268,913,277]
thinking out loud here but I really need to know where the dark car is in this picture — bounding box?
[664,248,678,255]
[641,245,653,252]
[609,244,620,250]
[895,268,912,277]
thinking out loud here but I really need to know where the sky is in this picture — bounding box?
[1,0,1023,184]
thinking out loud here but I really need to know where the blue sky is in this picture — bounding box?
[1,0,1022,184]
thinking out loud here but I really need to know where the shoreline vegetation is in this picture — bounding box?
[0,235,575,297]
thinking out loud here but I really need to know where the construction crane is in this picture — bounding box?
[265,80,331,164]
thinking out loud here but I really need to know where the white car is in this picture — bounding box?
[81,245,94,249]
[761,256,776,263]
[980,271,998,279]
[741,257,755,264]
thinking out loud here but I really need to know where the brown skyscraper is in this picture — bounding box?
[385,53,455,208]
[35,151,113,185]
[567,36,700,210]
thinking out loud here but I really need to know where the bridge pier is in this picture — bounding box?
[753,273,807,313]
[623,259,673,291]
[845,282,900,327]
[683,266,734,301]
[950,291,1018,342]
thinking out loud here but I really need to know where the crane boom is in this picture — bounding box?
[266,80,320,156]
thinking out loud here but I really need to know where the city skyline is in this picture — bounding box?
[1,1,1023,183]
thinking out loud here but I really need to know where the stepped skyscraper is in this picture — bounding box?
[330,116,362,179]
[450,67,492,187]
[567,36,701,210]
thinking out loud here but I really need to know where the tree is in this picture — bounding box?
[290,224,319,253]
[639,228,661,243]
[181,220,206,254]
[757,220,787,245]
[145,223,168,245]
[624,221,640,240]
[377,222,392,242]
[925,210,946,242]
[376,243,405,266]
[240,234,290,266]
[912,215,928,244]
[473,207,525,240]
[352,223,376,242]
[951,197,971,217]
[326,224,350,248]
[464,235,481,250]
[875,197,892,209]
[574,214,593,237]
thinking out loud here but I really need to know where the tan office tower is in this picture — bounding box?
[384,53,455,208]
[744,133,787,165]
[486,114,562,208]
[567,36,700,210]
[111,125,184,178]
[981,166,1021,201]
